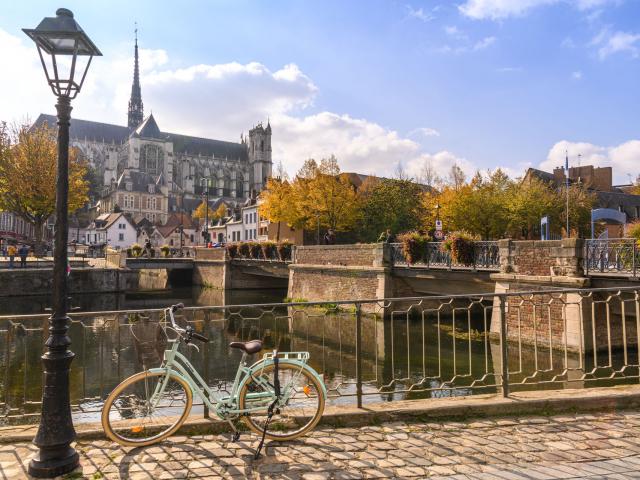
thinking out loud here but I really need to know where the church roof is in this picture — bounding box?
[33,113,249,160]
[131,114,165,140]
[115,170,163,192]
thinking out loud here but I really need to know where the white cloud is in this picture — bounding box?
[541,139,640,183]
[444,25,467,40]
[474,36,497,50]
[459,0,618,20]
[572,70,583,79]
[406,5,435,22]
[435,35,497,54]
[408,127,441,137]
[406,151,477,180]
[592,30,640,59]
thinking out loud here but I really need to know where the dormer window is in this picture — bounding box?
[125,182,132,191]
[148,184,155,194]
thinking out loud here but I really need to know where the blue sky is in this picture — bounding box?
[2,0,640,182]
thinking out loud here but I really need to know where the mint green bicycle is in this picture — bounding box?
[101,303,326,457]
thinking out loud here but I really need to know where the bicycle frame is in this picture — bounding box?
[146,336,319,419]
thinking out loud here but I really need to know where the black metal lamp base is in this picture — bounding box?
[28,446,79,478]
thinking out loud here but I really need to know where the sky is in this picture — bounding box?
[1,0,640,183]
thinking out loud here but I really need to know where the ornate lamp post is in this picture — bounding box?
[200,178,213,244]
[23,9,101,478]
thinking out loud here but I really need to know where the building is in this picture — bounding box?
[31,33,272,222]
[0,211,44,249]
[152,213,200,248]
[85,212,137,250]
[100,168,169,224]
[524,165,640,237]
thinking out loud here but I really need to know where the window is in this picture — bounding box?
[125,182,132,191]
[253,229,256,239]
[244,230,248,240]
[118,233,124,241]
[119,223,125,229]
[140,144,164,175]
[148,185,155,194]
[146,198,152,209]
[152,198,157,210]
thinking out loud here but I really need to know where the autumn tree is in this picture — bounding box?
[290,156,360,233]
[505,177,559,239]
[0,122,88,251]
[193,201,227,226]
[258,177,293,240]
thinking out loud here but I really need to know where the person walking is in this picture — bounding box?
[18,244,29,268]
[7,244,16,269]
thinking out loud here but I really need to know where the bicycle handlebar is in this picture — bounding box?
[165,304,209,343]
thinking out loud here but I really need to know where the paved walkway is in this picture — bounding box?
[3,411,640,479]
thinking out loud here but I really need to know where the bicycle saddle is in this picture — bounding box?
[229,340,263,354]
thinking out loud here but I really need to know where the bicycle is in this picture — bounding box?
[101,303,326,458]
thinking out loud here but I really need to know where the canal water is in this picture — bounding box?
[0,287,635,425]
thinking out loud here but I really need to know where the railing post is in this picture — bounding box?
[355,303,363,408]
[203,310,211,419]
[499,294,509,398]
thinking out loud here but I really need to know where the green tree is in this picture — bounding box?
[505,177,560,239]
[0,122,89,251]
[357,178,424,241]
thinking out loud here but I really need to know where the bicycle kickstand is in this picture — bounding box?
[254,404,275,459]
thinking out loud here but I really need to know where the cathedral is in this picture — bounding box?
[33,34,272,224]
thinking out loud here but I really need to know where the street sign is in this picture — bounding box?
[435,220,442,231]
[434,230,444,240]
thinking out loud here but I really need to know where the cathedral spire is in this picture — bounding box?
[128,24,144,129]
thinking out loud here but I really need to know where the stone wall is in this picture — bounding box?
[293,244,386,267]
[288,244,391,311]
[498,238,584,278]
[0,268,130,297]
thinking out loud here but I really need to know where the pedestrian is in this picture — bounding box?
[18,244,29,268]
[144,239,152,258]
[7,244,16,269]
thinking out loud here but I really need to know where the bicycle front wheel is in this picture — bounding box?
[238,361,325,441]
[101,370,193,447]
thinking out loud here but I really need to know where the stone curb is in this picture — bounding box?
[2,385,639,444]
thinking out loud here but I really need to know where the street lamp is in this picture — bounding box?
[200,178,213,245]
[23,8,101,478]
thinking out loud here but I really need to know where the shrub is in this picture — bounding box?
[397,231,429,264]
[277,240,293,261]
[160,245,170,257]
[226,243,238,258]
[130,243,143,257]
[248,242,262,259]
[238,242,250,258]
[627,221,640,242]
[442,231,477,266]
[261,241,277,259]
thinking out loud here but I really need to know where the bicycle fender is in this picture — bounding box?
[147,367,193,390]
[242,359,328,398]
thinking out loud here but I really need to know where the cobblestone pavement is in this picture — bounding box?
[3,411,640,479]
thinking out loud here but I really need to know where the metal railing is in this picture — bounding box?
[1,285,638,424]
[585,238,639,277]
[390,241,500,270]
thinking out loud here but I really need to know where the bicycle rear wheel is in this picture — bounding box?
[238,361,325,441]
[101,370,193,447]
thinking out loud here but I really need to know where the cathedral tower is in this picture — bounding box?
[127,28,144,129]
[248,120,272,191]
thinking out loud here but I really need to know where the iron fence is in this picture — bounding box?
[390,241,500,270]
[0,286,638,425]
[585,239,639,277]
